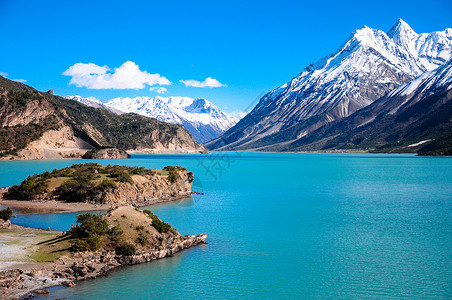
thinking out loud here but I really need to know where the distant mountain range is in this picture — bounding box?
[276,59,452,155]
[207,19,452,154]
[66,95,238,144]
[0,77,205,160]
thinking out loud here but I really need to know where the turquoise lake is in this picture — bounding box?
[0,153,451,299]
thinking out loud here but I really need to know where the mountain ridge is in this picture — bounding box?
[278,59,452,154]
[0,76,206,160]
[67,95,238,144]
[207,19,452,151]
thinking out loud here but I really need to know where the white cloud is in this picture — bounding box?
[227,110,248,123]
[63,61,171,89]
[0,71,26,83]
[180,77,226,88]
[150,87,167,94]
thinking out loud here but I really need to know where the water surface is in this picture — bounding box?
[0,153,451,299]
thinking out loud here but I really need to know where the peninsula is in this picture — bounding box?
[0,163,194,211]
[0,206,207,299]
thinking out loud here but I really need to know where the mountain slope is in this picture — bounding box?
[0,76,206,160]
[65,95,125,115]
[67,95,237,144]
[280,59,452,154]
[207,19,452,151]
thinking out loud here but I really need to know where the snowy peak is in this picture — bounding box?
[387,18,417,42]
[67,95,239,144]
[207,20,452,152]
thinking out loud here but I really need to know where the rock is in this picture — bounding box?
[0,219,11,229]
[82,147,130,159]
[36,289,49,294]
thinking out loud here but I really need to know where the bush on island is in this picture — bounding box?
[0,207,12,221]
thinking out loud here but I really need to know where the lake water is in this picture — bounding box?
[1,153,451,299]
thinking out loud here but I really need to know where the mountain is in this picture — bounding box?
[207,19,452,151]
[65,95,125,115]
[0,76,206,160]
[67,95,237,144]
[278,59,452,155]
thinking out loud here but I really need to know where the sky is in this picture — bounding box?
[0,0,451,114]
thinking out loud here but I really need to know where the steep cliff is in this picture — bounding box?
[0,76,206,159]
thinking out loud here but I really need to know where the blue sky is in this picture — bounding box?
[1,0,451,114]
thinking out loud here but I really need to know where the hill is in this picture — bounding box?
[0,76,206,159]
[3,163,194,205]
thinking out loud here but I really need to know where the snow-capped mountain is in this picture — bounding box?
[65,95,125,115]
[207,19,452,151]
[66,95,237,143]
[284,58,452,154]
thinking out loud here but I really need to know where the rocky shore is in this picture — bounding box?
[0,233,207,299]
[0,206,207,299]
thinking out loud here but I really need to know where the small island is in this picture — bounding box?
[82,147,131,159]
[0,206,207,299]
[0,163,195,212]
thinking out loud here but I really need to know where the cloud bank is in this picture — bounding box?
[63,61,170,89]
[180,77,226,88]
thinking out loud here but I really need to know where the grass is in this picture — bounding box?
[342,149,372,153]
[32,234,73,262]
[47,177,71,190]
[155,170,169,176]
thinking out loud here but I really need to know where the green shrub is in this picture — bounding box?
[115,243,136,256]
[167,171,178,183]
[143,210,172,233]
[86,234,101,251]
[4,175,48,200]
[187,171,194,183]
[71,239,89,252]
[107,224,123,236]
[135,232,148,246]
[70,213,108,238]
[98,179,117,191]
[109,170,134,184]
[0,207,12,221]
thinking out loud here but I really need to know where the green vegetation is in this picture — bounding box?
[135,232,148,246]
[143,209,172,233]
[163,165,190,183]
[5,173,50,200]
[69,213,108,251]
[0,75,201,158]
[115,243,136,256]
[0,207,12,221]
[0,115,60,157]
[4,163,164,202]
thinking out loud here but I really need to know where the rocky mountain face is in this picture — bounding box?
[0,76,206,160]
[207,19,452,151]
[82,148,131,159]
[278,59,452,154]
[67,95,237,144]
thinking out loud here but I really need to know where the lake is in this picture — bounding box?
[1,153,451,299]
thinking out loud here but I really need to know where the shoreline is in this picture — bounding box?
[0,192,194,215]
[1,232,207,299]
[0,149,208,161]
[0,205,207,299]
